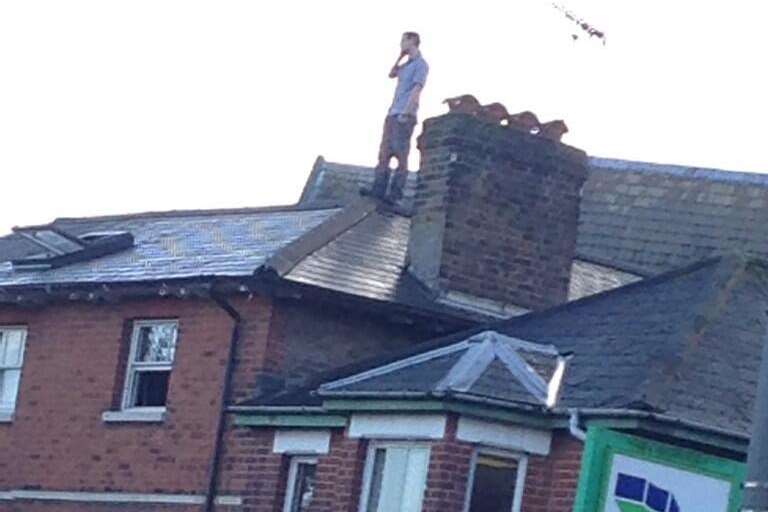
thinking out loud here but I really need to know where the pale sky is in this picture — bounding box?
[1,1,767,235]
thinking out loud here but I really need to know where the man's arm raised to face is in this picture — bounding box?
[389,51,407,78]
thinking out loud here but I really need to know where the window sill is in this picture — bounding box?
[102,409,166,423]
[0,411,14,423]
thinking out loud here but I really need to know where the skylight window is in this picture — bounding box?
[17,229,84,256]
[10,226,134,271]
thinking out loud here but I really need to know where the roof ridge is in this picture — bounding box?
[50,203,339,225]
[590,156,768,186]
[314,156,768,186]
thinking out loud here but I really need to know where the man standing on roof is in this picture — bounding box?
[365,32,429,203]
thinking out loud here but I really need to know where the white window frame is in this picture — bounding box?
[0,326,28,420]
[120,319,179,412]
[282,455,318,512]
[358,441,431,512]
[462,447,529,512]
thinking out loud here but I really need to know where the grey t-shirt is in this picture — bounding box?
[388,54,429,117]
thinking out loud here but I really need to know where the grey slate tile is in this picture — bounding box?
[0,208,338,287]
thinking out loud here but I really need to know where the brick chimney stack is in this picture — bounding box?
[407,97,588,312]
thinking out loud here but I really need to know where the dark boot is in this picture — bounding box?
[386,168,408,203]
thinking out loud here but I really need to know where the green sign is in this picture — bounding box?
[573,428,745,512]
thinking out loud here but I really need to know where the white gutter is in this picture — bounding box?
[568,409,587,442]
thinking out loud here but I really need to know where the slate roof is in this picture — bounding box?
[300,156,768,276]
[263,196,640,311]
[0,207,338,287]
[3,153,765,324]
[310,255,768,436]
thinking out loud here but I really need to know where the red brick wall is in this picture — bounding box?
[422,415,474,512]
[421,420,583,512]
[216,426,365,512]
[216,417,583,512]
[226,295,277,402]
[0,295,271,503]
[273,299,442,391]
[523,432,584,512]
[306,431,366,512]
[216,423,287,512]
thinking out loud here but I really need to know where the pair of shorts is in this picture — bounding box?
[378,114,417,164]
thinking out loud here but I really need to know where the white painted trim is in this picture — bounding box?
[546,356,568,408]
[121,320,178,411]
[462,448,529,512]
[282,456,318,512]
[0,490,242,505]
[484,331,559,356]
[320,340,471,390]
[462,450,480,512]
[513,456,529,512]
[102,408,165,423]
[456,417,551,456]
[0,326,28,415]
[493,342,548,403]
[434,338,496,393]
[216,495,244,506]
[273,429,331,454]
[348,413,446,440]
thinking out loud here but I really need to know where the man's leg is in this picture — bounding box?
[387,115,417,202]
[366,116,396,198]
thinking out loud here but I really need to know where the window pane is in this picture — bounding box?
[468,454,519,512]
[135,324,177,363]
[367,447,428,512]
[3,331,24,367]
[400,448,430,512]
[376,447,409,511]
[289,462,317,512]
[131,370,170,407]
[0,369,21,410]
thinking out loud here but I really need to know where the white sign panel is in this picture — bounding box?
[603,454,733,512]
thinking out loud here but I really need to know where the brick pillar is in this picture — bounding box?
[410,113,588,310]
[422,415,474,512]
[308,431,367,512]
[521,432,583,512]
[216,424,287,512]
